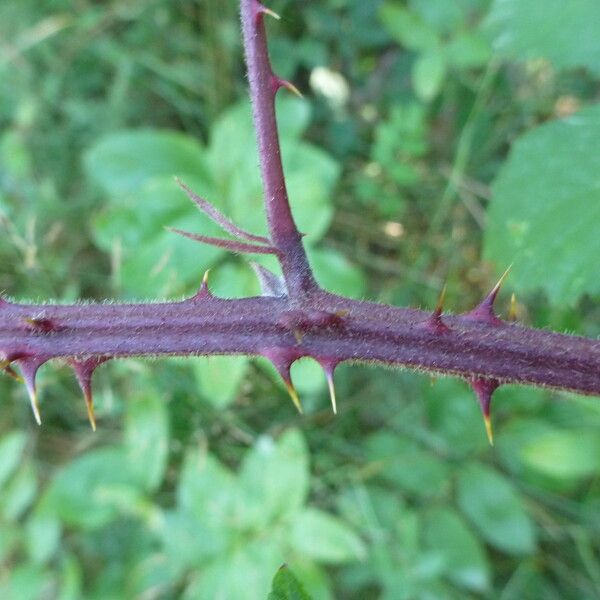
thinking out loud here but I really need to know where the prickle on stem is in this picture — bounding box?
[470,377,500,445]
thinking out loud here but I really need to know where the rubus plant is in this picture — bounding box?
[0,0,599,443]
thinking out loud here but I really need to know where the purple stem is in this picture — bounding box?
[1,293,598,395]
[240,0,316,296]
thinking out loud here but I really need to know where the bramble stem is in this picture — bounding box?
[240,0,317,296]
[1,293,599,396]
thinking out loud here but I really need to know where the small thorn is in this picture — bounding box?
[334,309,350,319]
[17,358,46,426]
[326,372,337,415]
[435,284,447,316]
[70,357,108,431]
[293,329,304,344]
[258,4,280,20]
[483,414,494,446]
[194,269,212,299]
[508,293,518,322]
[467,265,512,325]
[276,78,303,98]
[425,284,450,333]
[285,380,303,414]
[488,264,512,303]
[470,377,500,446]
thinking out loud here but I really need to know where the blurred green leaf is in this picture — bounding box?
[1,462,37,521]
[521,429,600,479]
[366,432,450,498]
[445,32,491,68]
[238,429,309,527]
[42,448,140,529]
[85,129,211,196]
[184,540,281,600]
[422,507,490,592]
[289,508,366,564]
[309,247,367,298]
[413,49,447,101]
[379,4,440,51]
[268,564,312,600]
[484,104,600,304]
[0,431,28,489]
[195,355,249,409]
[125,393,169,492]
[485,0,600,75]
[178,450,237,525]
[457,463,536,555]
[26,514,61,566]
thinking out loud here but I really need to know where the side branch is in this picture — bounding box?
[240,0,317,296]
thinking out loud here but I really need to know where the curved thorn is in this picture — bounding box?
[275,77,303,98]
[326,371,337,415]
[425,284,450,332]
[175,178,271,245]
[257,3,280,20]
[17,357,47,426]
[285,380,303,414]
[70,357,109,431]
[194,269,212,299]
[470,377,500,446]
[168,227,277,255]
[467,264,513,324]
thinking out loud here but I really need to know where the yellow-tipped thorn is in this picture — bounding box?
[261,6,280,20]
[281,80,303,98]
[84,393,97,432]
[27,387,42,426]
[202,269,210,287]
[435,284,447,315]
[508,293,518,322]
[293,329,304,344]
[490,263,513,297]
[483,414,494,446]
[285,381,303,414]
[326,373,337,415]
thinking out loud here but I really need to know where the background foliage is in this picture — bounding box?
[0,0,599,598]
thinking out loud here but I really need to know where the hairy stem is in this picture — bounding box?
[240,0,316,296]
[1,292,599,396]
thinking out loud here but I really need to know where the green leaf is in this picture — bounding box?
[521,429,600,479]
[366,432,450,498]
[195,355,249,409]
[178,449,237,525]
[41,448,139,529]
[445,32,491,69]
[379,4,440,51]
[125,393,169,492]
[0,431,27,489]
[85,129,211,196]
[484,104,600,304]
[26,514,61,565]
[184,540,282,600]
[413,49,447,101]
[289,508,366,564]
[422,507,490,592]
[485,0,600,75]
[268,565,311,600]
[456,463,536,555]
[308,247,366,298]
[1,462,37,521]
[238,429,309,527]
